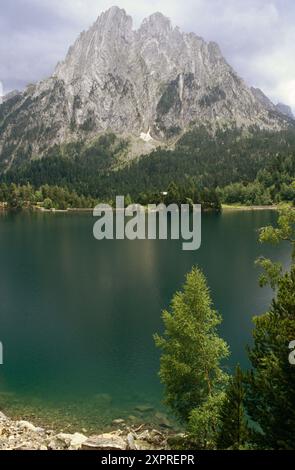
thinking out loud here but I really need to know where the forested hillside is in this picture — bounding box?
[1,127,295,208]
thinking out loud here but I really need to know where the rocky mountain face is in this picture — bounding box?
[276,103,294,119]
[252,87,294,119]
[0,90,21,104]
[0,6,294,170]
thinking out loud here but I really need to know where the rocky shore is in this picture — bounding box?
[0,411,180,451]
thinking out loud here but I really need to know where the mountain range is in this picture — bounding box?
[0,6,294,172]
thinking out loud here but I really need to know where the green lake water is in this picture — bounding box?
[0,210,291,432]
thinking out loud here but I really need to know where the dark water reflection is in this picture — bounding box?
[0,210,290,430]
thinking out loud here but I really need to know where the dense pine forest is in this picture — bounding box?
[1,127,295,209]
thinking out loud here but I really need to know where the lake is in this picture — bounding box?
[0,210,291,431]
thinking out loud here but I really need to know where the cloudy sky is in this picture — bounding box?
[1,0,295,111]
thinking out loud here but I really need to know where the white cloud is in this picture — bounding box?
[0,81,3,97]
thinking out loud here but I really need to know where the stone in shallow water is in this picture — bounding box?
[128,415,138,422]
[82,433,127,451]
[135,404,154,413]
[93,393,112,406]
[112,418,125,425]
[155,412,173,428]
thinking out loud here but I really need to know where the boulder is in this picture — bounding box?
[149,429,166,446]
[39,445,48,451]
[82,433,127,451]
[16,420,44,433]
[137,430,151,441]
[133,439,155,451]
[49,432,88,450]
[127,432,136,450]
[48,433,71,450]
[68,433,88,450]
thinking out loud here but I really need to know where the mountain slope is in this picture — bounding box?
[4,127,295,208]
[0,6,294,171]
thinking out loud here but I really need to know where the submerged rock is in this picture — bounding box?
[155,412,173,428]
[82,433,127,451]
[135,404,154,413]
[128,415,138,423]
[93,393,112,406]
[112,419,125,425]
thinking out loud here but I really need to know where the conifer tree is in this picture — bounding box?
[246,205,295,449]
[154,267,229,423]
[217,365,250,449]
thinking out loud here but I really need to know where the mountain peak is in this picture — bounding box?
[1,7,293,170]
[140,12,172,34]
[276,103,294,119]
[99,5,128,20]
[95,6,133,33]
[252,88,294,121]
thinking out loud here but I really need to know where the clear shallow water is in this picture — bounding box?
[0,210,291,431]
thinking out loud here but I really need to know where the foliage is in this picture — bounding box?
[0,183,98,210]
[0,127,295,208]
[217,365,250,449]
[2,128,295,207]
[154,267,229,424]
[245,267,295,449]
[245,208,295,450]
[199,86,226,108]
[188,391,226,449]
[157,79,180,116]
[256,205,295,288]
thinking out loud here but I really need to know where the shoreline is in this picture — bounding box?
[221,204,278,212]
[1,204,281,214]
[0,411,176,451]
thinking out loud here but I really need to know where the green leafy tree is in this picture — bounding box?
[217,365,250,449]
[246,268,295,449]
[166,182,181,206]
[43,198,54,210]
[125,194,133,207]
[188,391,226,449]
[154,267,229,424]
[246,206,295,449]
[256,205,295,289]
[2,128,295,207]
[6,184,23,209]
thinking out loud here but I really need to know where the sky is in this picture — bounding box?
[0,0,295,111]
